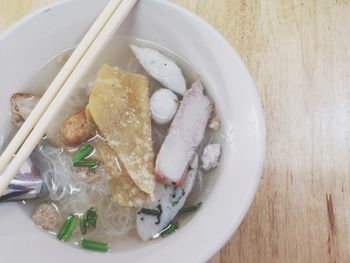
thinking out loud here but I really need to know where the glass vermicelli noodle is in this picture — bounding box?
[32,143,136,242]
[2,37,223,251]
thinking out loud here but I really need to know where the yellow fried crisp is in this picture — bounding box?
[94,139,150,207]
[87,65,155,205]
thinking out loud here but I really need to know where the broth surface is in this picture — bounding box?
[13,36,222,250]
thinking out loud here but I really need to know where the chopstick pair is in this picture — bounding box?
[0,0,137,195]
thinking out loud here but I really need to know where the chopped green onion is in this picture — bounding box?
[140,208,160,216]
[172,189,185,207]
[86,207,97,228]
[160,223,178,237]
[80,216,87,235]
[80,239,109,252]
[90,167,96,174]
[178,202,202,215]
[57,215,78,241]
[73,144,94,164]
[73,160,98,168]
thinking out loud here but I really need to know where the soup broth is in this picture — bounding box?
[6,36,222,251]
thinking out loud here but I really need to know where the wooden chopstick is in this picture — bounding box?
[0,0,123,172]
[0,0,137,195]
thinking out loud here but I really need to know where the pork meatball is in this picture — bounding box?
[60,111,94,146]
[32,203,62,231]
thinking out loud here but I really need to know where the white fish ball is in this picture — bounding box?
[150,89,179,124]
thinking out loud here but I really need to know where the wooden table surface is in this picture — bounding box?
[1,0,350,262]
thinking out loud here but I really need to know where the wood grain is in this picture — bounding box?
[0,0,56,32]
[1,0,350,262]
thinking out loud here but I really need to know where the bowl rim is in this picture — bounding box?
[0,0,266,261]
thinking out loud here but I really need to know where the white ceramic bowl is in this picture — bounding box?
[0,0,265,262]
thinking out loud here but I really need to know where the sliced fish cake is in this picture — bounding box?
[130,45,186,95]
[137,155,198,241]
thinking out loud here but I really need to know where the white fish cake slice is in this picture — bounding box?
[136,155,198,241]
[130,45,187,95]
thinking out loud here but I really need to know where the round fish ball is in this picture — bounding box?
[32,203,62,231]
[150,89,178,124]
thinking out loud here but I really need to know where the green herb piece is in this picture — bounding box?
[160,223,178,238]
[73,144,94,164]
[90,167,96,174]
[57,215,78,241]
[80,216,87,235]
[86,207,97,228]
[80,239,109,252]
[73,160,98,168]
[172,188,186,207]
[140,208,161,216]
[178,202,202,215]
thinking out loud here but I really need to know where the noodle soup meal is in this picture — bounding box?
[1,38,222,252]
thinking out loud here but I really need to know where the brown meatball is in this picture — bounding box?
[60,111,94,146]
[32,203,62,231]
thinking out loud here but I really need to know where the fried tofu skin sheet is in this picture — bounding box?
[95,139,150,207]
[87,65,156,205]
